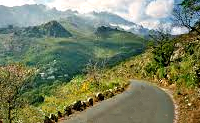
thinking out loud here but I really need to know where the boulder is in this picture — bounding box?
[170,47,185,62]
[72,101,82,111]
[103,90,114,99]
[114,87,124,93]
[50,114,58,122]
[44,116,53,123]
[119,87,125,92]
[87,98,94,106]
[81,101,87,110]
[96,93,104,101]
[58,111,62,118]
[64,106,72,116]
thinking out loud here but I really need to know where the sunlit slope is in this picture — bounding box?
[0,22,146,82]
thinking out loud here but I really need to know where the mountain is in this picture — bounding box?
[0,4,151,36]
[0,4,147,91]
[0,4,77,27]
[95,26,120,35]
[86,12,150,36]
[0,21,72,38]
[16,21,72,38]
[0,4,149,123]
[0,20,145,82]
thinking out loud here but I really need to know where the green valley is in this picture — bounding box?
[0,1,199,123]
[0,19,145,123]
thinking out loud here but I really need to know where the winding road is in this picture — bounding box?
[60,80,175,123]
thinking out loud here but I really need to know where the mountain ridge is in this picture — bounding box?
[0,4,151,36]
[0,20,72,38]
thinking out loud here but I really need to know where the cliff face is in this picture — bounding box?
[0,20,72,38]
[39,21,72,38]
[14,21,72,38]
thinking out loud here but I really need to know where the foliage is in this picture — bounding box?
[152,41,175,67]
[0,64,35,123]
[0,12,146,122]
[173,0,200,34]
[181,0,200,11]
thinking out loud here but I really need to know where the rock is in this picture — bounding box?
[96,93,104,101]
[87,98,94,106]
[72,101,82,111]
[81,101,87,110]
[103,90,114,99]
[44,116,53,123]
[170,47,185,62]
[109,89,113,92]
[119,87,125,92]
[160,79,169,87]
[58,111,62,118]
[64,106,72,116]
[50,114,58,122]
[114,87,124,93]
[188,103,192,107]
[114,87,119,93]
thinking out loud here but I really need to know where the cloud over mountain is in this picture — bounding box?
[0,0,187,34]
[47,0,177,30]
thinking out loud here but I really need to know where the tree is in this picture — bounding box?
[0,64,34,123]
[148,24,175,67]
[149,23,172,45]
[181,0,200,12]
[173,0,200,34]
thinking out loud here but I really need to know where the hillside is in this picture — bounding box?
[97,27,200,123]
[12,26,199,123]
[0,19,146,121]
[44,25,200,123]
[0,21,72,38]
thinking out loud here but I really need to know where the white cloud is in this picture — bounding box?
[47,0,85,11]
[0,0,188,34]
[128,0,147,22]
[48,0,132,12]
[146,0,174,18]
[0,0,35,7]
[171,27,189,35]
[139,20,161,30]
[110,23,132,30]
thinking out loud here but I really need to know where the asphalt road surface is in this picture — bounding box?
[61,80,175,123]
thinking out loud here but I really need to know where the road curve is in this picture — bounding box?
[60,80,174,123]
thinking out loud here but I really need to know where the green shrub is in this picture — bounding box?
[152,41,174,67]
[156,67,167,79]
[30,95,45,105]
[145,61,158,76]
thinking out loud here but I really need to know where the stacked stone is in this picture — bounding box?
[44,83,129,123]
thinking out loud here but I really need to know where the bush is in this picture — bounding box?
[30,95,45,105]
[145,61,159,76]
[152,41,174,67]
[156,67,167,79]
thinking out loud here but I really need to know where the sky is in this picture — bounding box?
[0,0,188,34]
